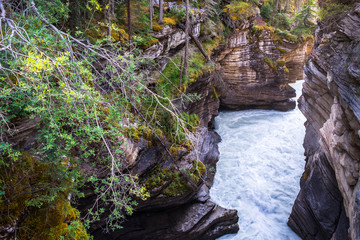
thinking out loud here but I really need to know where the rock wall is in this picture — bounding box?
[289,4,360,239]
[6,112,239,240]
[214,17,312,111]
[83,128,239,240]
[78,15,239,239]
[184,16,312,129]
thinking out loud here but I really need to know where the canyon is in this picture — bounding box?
[82,5,312,240]
[3,1,360,239]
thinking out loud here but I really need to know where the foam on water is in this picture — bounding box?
[210,81,306,240]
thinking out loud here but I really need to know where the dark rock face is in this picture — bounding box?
[87,129,239,240]
[289,4,360,239]
[92,201,238,240]
[186,71,223,128]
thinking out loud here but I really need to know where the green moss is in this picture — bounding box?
[162,171,192,196]
[124,125,162,144]
[203,36,223,57]
[303,171,308,181]
[277,48,288,54]
[274,28,298,42]
[163,17,177,26]
[189,160,206,182]
[20,195,89,240]
[319,1,353,20]
[212,86,221,99]
[144,167,167,190]
[252,24,275,35]
[277,60,286,67]
[0,152,89,240]
[263,56,277,71]
[135,35,159,50]
[187,53,215,83]
[157,51,214,98]
[144,160,206,197]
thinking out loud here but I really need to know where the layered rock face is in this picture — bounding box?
[289,4,360,239]
[215,19,311,111]
[185,18,312,128]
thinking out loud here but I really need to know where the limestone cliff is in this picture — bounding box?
[215,20,312,111]
[289,3,360,239]
[185,14,312,129]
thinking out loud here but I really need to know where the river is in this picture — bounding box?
[210,81,305,240]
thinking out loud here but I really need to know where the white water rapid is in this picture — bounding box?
[210,81,306,240]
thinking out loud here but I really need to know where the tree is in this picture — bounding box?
[291,0,316,36]
[296,0,302,12]
[183,0,189,77]
[295,0,316,27]
[127,0,132,48]
[149,0,153,30]
[107,0,114,38]
[158,0,164,24]
[285,0,290,12]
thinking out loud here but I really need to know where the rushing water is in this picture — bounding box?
[210,81,306,240]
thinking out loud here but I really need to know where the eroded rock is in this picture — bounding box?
[214,19,311,111]
[289,4,360,239]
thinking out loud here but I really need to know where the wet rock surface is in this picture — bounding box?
[289,4,360,239]
[91,201,238,240]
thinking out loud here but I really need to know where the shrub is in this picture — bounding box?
[260,3,271,20]
[223,1,255,21]
[318,1,353,20]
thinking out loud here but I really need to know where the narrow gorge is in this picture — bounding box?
[210,80,305,239]
[1,1,359,240]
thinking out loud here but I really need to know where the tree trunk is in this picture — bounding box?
[158,0,163,24]
[149,0,153,30]
[107,0,112,38]
[127,0,132,50]
[69,0,81,33]
[183,0,189,77]
[178,23,211,62]
[295,0,299,12]
[285,0,289,12]
[276,0,279,11]
[179,56,183,89]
